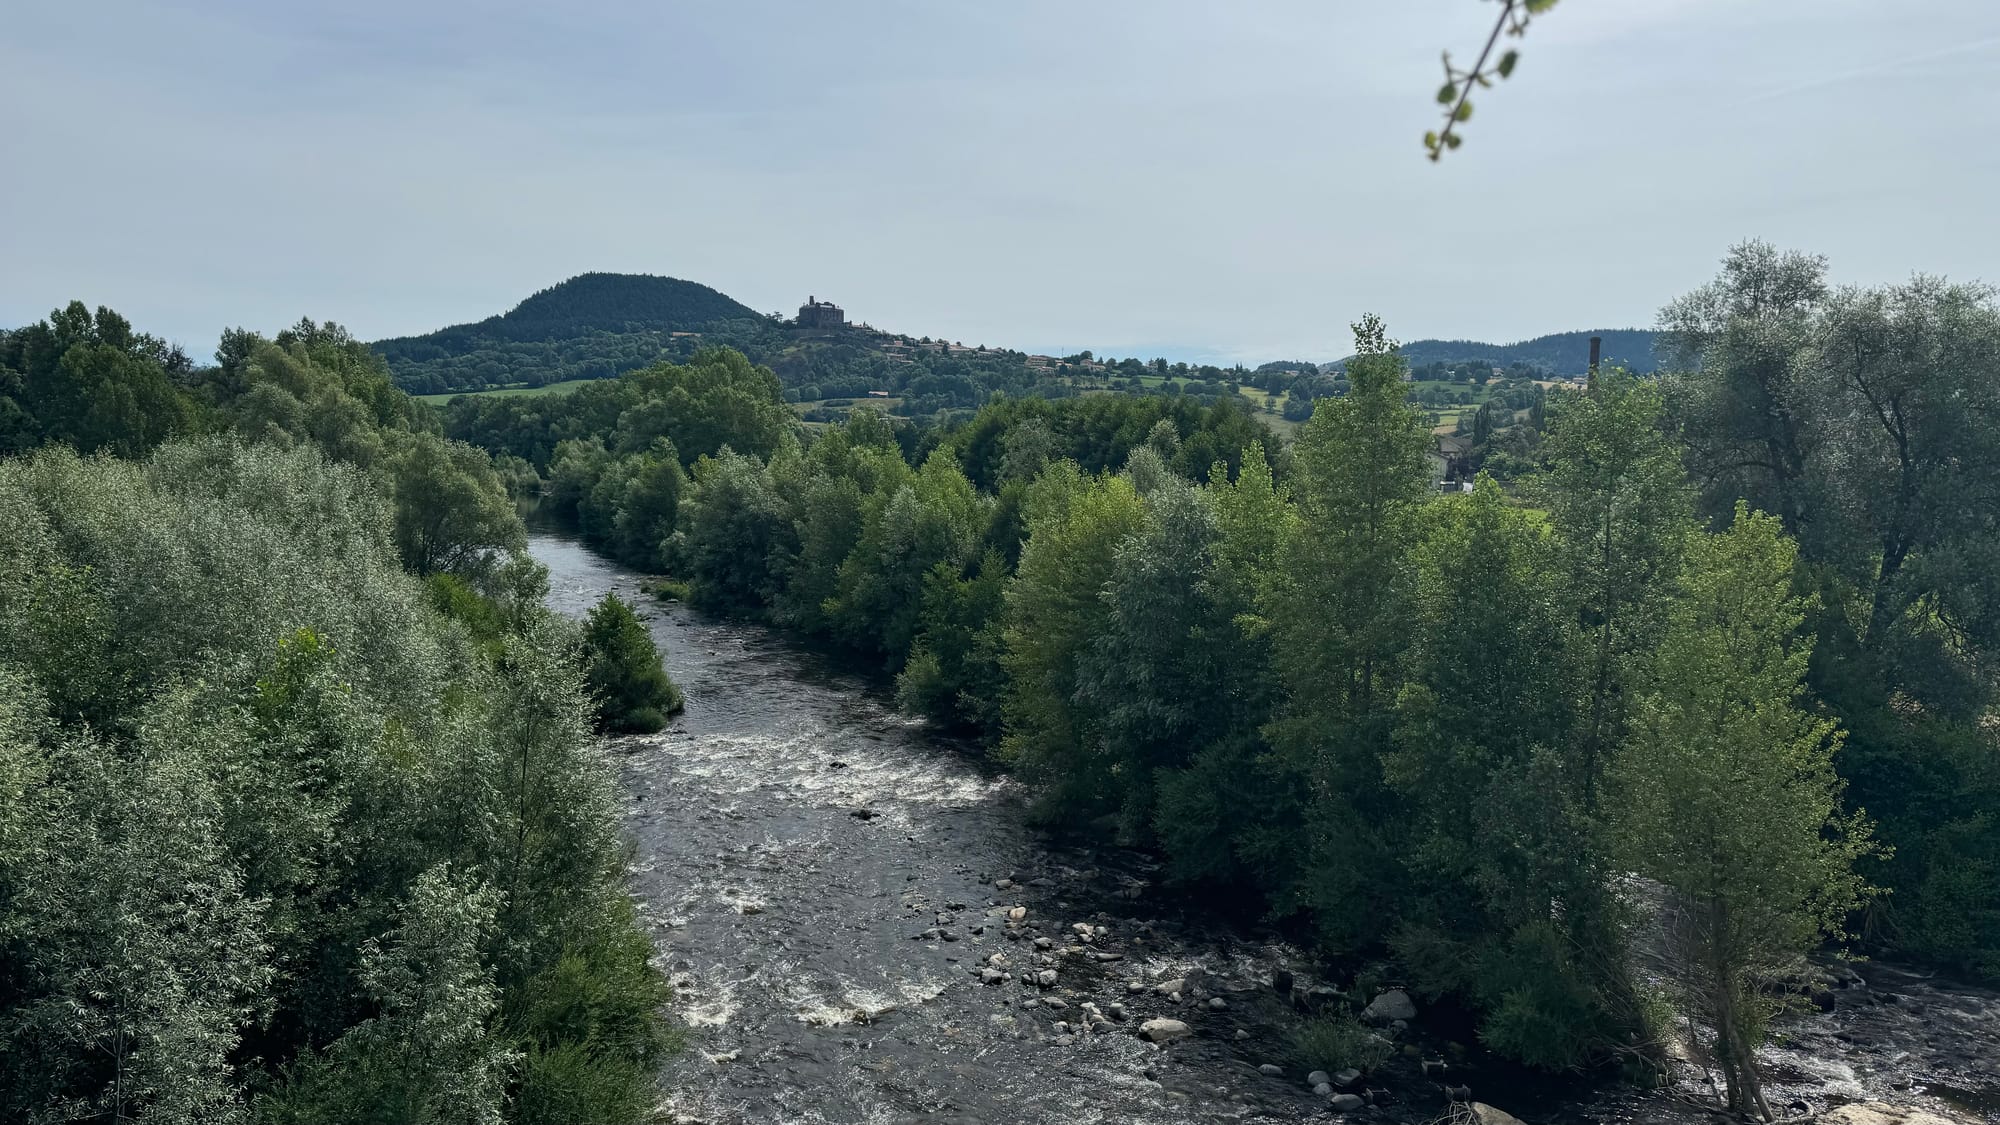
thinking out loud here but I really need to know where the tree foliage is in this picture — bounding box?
[1609,506,1877,1118]
[580,594,683,734]
[0,434,668,1123]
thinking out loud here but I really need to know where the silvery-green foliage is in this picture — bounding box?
[2,700,269,1125]
[484,617,626,988]
[260,868,514,1125]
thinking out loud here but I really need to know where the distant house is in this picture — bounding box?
[1432,433,1474,490]
[797,295,846,329]
[867,390,890,398]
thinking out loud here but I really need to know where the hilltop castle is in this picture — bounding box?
[797,295,846,330]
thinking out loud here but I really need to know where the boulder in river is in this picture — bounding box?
[1467,1105,1531,1125]
[1008,906,1027,922]
[1330,1093,1365,1111]
[1139,1018,1191,1043]
[1306,1070,1330,1087]
[1258,1064,1284,1076]
[1362,988,1416,1023]
[979,968,1005,985]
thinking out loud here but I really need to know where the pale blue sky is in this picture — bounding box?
[3,1,1997,365]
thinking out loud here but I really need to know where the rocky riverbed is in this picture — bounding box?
[533,533,2000,1125]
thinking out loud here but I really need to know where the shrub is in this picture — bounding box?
[1289,1015,1391,1075]
[580,593,683,733]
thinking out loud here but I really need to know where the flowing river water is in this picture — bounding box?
[533,533,2000,1125]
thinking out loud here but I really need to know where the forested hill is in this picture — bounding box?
[373,273,784,393]
[1383,329,1659,375]
[370,272,1087,412]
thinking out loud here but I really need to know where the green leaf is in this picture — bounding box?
[1498,50,1519,79]
[1437,82,1458,105]
[1424,130,1440,150]
[1454,101,1474,123]
[1445,132,1463,149]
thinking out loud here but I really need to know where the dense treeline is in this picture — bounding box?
[0,305,677,1123]
[1661,242,2000,980]
[496,246,2000,1117]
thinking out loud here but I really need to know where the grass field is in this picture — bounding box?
[414,378,601,405]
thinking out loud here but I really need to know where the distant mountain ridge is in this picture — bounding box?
[369,272,1660,396]
[1375,329,1660,376]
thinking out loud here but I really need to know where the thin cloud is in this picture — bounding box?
[1744,34,2000,104]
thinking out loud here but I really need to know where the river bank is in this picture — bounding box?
[532,532,2000,1125]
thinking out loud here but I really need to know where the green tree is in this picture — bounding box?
[1607,506,1877,1119]
[260,868,514,1125]
[579,594,682,733]
[827,451,985,663]
[1262,314,1431,944]
[1663,248,2000,973]
[384,432,528,581]
[1000,462,1147,821]
[1540,370,1692,803]
[671,450,797,613]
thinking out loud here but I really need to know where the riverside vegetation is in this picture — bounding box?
[5,240,1999,1121]
[446,243,2000,1120]
[0,310,681,1123]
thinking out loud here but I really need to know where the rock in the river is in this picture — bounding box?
[1331,1068,1361,1088]
[1007,906,1028,922]
[1313,1082,1334,1096]
[1467,1106,1531,1125]
[1207,996,1227,1010]
[1105,1002,1127,1021]
[980,968,1005,985]
[1362,988,1416,1023]
[1139,1018,1192,1043]
[1153,978,1187,995]
[1822,1105,1980,1125]
[1036,969,1058,987]
[1307,1070,1331,1087]
[1033,936,1053,950]
[1330,1093,1365,1111]
[1258,1064,1284,1077]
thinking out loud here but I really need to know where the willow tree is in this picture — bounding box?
[1608,505,1877,1120]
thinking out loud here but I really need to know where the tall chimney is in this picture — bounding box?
[1588,335,1602,388]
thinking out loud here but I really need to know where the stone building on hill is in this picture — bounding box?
[797,296,846,329]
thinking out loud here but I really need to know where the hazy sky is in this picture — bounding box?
[4,1,1997,364]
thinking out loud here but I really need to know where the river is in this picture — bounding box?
[533,532,2000,1125]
